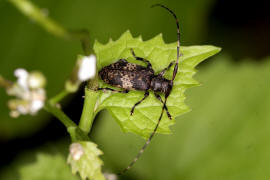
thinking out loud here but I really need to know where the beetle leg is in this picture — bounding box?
[97,87,129,94]
[130,91,149,115]
[154,93,172,120]
[130,48,153,70]
[158,61,175,77]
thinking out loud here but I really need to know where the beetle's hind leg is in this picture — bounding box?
[154,93,172,120]
[130,48,153,70]
[130,91,149,115]
[97,87,129,94]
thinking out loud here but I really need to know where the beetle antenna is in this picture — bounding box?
[151,4,182,80]
[118,4,180,175]
[118,98,167,175]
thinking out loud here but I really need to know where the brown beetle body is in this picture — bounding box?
[99,59,153,91]
[99,59,172,96]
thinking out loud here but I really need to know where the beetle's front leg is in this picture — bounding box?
[130,91,149,115]
[158,61,175,77]
[154,93,172,120]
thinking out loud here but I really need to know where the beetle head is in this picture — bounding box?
[150,76,173,97]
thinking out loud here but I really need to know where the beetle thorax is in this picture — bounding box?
[150,75,173,96]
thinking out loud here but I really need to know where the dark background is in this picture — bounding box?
[0,0,270,179]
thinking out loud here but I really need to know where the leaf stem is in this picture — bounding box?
[79,88,99,134]
[70,30,92,56]
[49,90,69,105]
[44,102,89,141]
[44,102,76,128]
[0,75,13,89]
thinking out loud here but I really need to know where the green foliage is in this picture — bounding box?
[19,153,78,180]
[0,0,217,140]
[67,141,104,180]
[94,57,270,180]
[3,56,270,180]
[8,0,68,38]
[91,31,220,138]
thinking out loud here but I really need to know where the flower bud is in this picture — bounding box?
[28,71,46,89]
[69,143,84,161]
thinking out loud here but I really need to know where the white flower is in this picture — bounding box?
[65,54,97,93]
[69,143,84,161]
[7,68,46,118]
[29,89,46,114]
[28,71,46,89]
[14,68,29,91]
[78,55,96,81]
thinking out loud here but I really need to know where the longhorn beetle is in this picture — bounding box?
[98,4,182,174]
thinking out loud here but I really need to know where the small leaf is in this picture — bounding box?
[91,31,221,138]
[67,141,105,180]
[19,153,78,180]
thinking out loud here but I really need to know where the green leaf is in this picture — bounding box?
[91,31,220,138]
[94,56,270,179]
[67,141,105,180]
[19,153,79,180]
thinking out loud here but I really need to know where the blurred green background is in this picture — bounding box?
[0,0,270,179]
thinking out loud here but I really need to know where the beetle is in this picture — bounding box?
[98,4,182,174]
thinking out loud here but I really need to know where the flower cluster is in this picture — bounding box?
[5,68,46,118]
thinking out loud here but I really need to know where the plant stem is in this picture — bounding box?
[44,102,89,141]
[0,75,13,89]
[44,102,77,128]
[70,30,92,56]
[49,90,69,105]
[9,0,69,38]
[79,88,99,134]
[8,0,92,56]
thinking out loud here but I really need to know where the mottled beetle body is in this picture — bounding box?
[99,59,154,91]
[97,4,182,175]
[99,59,173,96]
